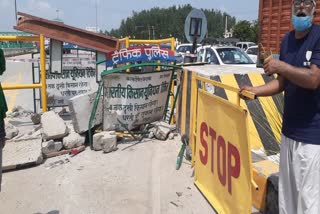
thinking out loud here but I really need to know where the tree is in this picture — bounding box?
[102,5,237,41]
[251,20,259,43]
[233,20,257,42]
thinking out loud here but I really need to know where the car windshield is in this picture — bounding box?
[176,44,200,53]
[216,48,254,64]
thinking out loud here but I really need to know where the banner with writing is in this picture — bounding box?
[105,46,176,67]
[103,70,172,131]
[46,66,98,107]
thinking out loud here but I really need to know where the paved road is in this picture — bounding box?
[0,139,216,214]
[0,54,39,112]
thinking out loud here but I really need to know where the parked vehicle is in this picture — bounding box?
[246,45,258,63]
[196,45,256,67]
[175,43,201,63]
[175,43,201,54]
[236,42,256,51]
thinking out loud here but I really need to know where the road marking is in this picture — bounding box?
[3,72,23,112]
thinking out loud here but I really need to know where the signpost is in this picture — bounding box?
[184,9,207,54]
[50,39,63,74]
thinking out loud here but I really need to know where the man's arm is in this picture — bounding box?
[241,75,285,97]
[264,59,320,90]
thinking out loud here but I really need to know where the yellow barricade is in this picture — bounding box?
[192,75,255,213]
[177,68,283,155]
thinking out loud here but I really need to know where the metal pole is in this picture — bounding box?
[14,0,17,23]
[152,26,155,40]
[40,34,47,112]
[95,0,98,31]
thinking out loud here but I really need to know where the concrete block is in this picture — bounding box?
[168,133,175,140]
[41,111,69,140]
[93,131,117,152]
[93,132,105,151]
[63,132,85,149]
[27,126,42,138]
[31,113,41,125]
[42,140,63,155]
[102,133,117,153]
[264,174,279,214]
[152,121,176,140]
[5,122,19,140]
[7,106,33,118]
[69,91,103,134]
[65,121,76,133]
[2,137,43,171]
[252,160,279,213]
[251,148,268,163]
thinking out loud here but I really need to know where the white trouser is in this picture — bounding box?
[279,134,320,214]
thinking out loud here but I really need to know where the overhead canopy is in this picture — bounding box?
[14,12,119,53]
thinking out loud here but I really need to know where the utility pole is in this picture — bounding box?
[152,26,155,40]
[224,16,228,38]
[56,9,60,19]
[14,0,17,23]
[135,25,144,39]
[95,0,98,32]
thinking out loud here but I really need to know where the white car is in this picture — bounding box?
[196,45,256,67]
[175,43,201,54]
[245,45,258,63]
[175,43,201,63]
[236,42,256,51]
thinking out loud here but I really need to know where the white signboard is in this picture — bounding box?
[46,66,98,107]
[103,71,173,131]
[50,39,63,74]
[62,58,96,67]
[96,51,106,82]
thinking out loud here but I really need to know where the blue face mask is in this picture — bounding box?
[292,15,312,32]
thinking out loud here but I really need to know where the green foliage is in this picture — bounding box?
[103,5,236,41]
[233,20,258,43]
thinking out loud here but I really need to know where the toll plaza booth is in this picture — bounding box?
[177,64,282,213]
[0,12,119,113]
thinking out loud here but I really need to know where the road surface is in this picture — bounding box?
[0,139,216,214]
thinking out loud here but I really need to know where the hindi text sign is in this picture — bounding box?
[103,71,172,131]
[46,66,98,107]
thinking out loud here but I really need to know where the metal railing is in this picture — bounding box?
[0,35,47,112]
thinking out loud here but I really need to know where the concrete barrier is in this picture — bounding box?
[3,48,37,57]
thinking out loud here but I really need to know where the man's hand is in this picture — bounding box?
[239,85,257,100]
[263,58,287,76]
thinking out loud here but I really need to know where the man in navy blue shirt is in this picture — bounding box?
[241,0,320,213]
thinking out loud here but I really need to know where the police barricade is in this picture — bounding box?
[190,74,256,213]
[177,65,283,155]
[88,45,181,149]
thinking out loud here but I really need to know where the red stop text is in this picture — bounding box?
[199,122,241,195]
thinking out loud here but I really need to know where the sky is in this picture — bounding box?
[0,0,259,32]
